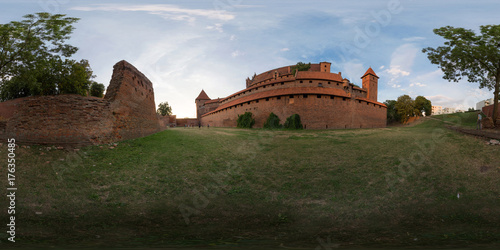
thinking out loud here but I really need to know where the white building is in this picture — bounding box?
[476,98,498,110]
[432,106,442,115]
[443,107,455,114]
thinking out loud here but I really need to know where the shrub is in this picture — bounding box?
[90,82,105,98]
[284,114,303,129]
[237,112,255,128]
[263,112,282,129]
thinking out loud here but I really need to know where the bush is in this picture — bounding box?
[263,112,282,129]
[237,112,255,128]
[284,114,303,129]
[90,82,105,98]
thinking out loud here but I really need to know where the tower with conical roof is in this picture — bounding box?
[196,89,211,122]
[361,67,379,102]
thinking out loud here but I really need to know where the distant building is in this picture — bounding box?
[432,106,442,115]
[443,107,455,114]
[476,98,498,110]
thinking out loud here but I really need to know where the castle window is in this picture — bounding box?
[277,96,281,100]
[247,102,250,105]
[256,87,259,90]
[263,85,266,88]
[266,98,269,101]
[309,80,312,83]
[290,95,294,98]
[303,94,308,98]
[317,95,321,98]
[300,80,303,83]
[359,100,361,103]
[318,83,323,87]
[328,81,331,84]
[256,100,259,103]
[343,98,346,101]
[281,82,284,85]
[272,84,274,86]
[330,96,334,99]
[367,102,369,105]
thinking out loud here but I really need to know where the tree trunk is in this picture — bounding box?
[493,74,500,126]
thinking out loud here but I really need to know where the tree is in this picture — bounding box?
[395,95,417,124]
[157,102,172,116]
[237,112,255,128]
[414,96,432,116]
[263,112,282,129]
[291,62,311,75]
[422,25,500,125]
[284,114,303,129]
[384,100,401,124]
[90,81,105,98]
[0,12,97,101]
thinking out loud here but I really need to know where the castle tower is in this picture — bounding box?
[319,62,331,73]
[196,89,211,122]
[361,67,379,102]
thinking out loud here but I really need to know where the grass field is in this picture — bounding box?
[1,116,499,248]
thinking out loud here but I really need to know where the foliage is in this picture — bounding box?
[90,82,105,98]
[237,112,255,128]
[467,107,476,112]
[0,12,97,101]
[395,95,418,124]
[263,112,282,129]
[422,25,500,124]
[291,62,311,75]
[284,114,303,129]
[157,101,173,116]
[414,96,432,116]
[384,100,401,124]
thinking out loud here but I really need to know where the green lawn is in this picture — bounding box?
[431,111,479,128]
[1,118,499,248]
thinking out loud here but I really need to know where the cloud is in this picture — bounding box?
[231,50,244,57]
[410,82,426,87]
[383,43,419,86]
[71,4,235,22]
[280,48,290,52]
[403,36,426,42]
[206,23,224,32]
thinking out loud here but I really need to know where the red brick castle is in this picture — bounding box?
[197,62,387,129]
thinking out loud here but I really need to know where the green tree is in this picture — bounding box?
[422,25,500,124]
[0,12,96,101]
[384,100,401,123]
[263,112,282,129]
[395,95,417,124]
[414,96,432,116]
[236,112,255,128]
[284,114,303,129]
[157,102,173,116]
[291,62,311,75]
[90,81,105,98]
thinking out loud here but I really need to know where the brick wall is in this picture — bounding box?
[0,60,162,146]
[201,94,386,129]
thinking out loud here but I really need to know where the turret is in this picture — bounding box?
[195,90,211,121]
[361,67,379,102]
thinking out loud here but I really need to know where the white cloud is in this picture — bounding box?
[231,50,244,57]
[379,65,385,70]
[71,4,235,22]
[403,36,426,42]
[280,48,290,52]
[230,35,236,41]
[383,43,419,86]
[206,23,224,32]
[410,82,426,87]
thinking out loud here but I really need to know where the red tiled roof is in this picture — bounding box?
[362,67,378,78]
[202,87,387,117]
[205,98,222,104]
[196,90,210,100]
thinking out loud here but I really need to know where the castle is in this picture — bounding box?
[197,62,387,129]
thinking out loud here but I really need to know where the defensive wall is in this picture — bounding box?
[198,62,387,129]
[0,60,162,146]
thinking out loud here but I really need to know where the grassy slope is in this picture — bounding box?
[431,111,479,128]
[1,118,499,247]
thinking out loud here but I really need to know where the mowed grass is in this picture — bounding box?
[431,111,480,128]
[1,118,500,248]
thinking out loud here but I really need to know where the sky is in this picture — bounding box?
[1,0,499,117]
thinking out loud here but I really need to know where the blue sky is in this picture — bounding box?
[1,0,499,117]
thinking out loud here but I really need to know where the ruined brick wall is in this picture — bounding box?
[0,60,162,146]
[105,60,161,141]
[0,95,114,146]
[177,118,199,127]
